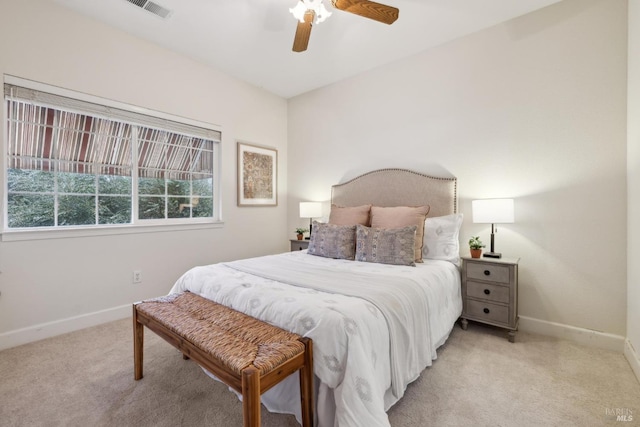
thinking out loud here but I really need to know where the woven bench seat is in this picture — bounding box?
[133,291,314,427]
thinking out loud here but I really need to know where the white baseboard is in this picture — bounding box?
[519,316,626,352]
[0,304,130,352]
[624,339,640,384]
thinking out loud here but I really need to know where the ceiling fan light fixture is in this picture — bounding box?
[289,1,307,22]
[315,3,332,23]
[289,0,332,24]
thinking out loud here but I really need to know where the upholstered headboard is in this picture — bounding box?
[331,168,457,218]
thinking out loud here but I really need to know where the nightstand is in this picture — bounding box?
[460,256,520,342]
[290,239,310,251]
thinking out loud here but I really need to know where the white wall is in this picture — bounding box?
[0,0,288,349]
[288,0,629,339]
[627,0,640,379]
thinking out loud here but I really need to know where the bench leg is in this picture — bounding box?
[299,338,314,427]
[242,366,260,427]
[133,305,144,380]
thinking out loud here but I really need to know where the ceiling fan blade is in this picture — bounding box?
[292,10,315,52]
[331,0,399,25]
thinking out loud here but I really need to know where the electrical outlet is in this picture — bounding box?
[133,270,142,284]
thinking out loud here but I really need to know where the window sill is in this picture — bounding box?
[1,220,225,242]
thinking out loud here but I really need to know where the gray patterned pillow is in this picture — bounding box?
[308,221,357,260]
[370,205,430,262]
[355,224,417,266]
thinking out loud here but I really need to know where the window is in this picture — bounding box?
[4,80,221,234]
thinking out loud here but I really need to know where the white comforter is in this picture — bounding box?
[169,251,461,427]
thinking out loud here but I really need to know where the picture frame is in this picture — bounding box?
[237,141,278,206]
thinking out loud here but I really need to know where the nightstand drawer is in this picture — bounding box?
[466,281,510,304]
[466,262,510,284]
[466,299,509,325]
[290,240,309,251]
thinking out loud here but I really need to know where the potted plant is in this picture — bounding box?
[295,227,308,240]
[468,236,485,258]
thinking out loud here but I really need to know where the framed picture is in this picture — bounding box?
[237,141,278,206]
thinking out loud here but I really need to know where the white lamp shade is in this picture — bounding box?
[472,199,514,224]
[299,202,322,218]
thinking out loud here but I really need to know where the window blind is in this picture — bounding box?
[4,84,221,142]
[5,84,217,178]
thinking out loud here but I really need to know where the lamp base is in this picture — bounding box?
[483,252,502,258]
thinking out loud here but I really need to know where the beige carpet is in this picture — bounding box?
[1,319,638,427]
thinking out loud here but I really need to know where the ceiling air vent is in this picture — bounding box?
[124,0,172,19]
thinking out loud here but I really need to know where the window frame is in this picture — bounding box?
[2,75,223,241]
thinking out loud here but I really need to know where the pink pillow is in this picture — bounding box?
[329,204,371,226]
[370,205,430,262]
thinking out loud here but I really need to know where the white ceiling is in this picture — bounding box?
[51,0,561,99]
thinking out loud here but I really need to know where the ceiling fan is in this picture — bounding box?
[289,0,399,52]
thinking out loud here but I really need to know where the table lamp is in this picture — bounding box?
[299,202,322,239]
[472,198,514,258]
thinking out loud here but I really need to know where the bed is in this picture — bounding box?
[169,168,462,427]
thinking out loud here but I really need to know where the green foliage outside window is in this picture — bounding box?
[6,168,213,228]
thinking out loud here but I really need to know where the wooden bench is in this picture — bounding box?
[133,291,314,427]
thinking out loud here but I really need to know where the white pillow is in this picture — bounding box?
[422,213,463,263]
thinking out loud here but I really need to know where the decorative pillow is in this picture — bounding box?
[308,221,357,260]
[370,205,430,262]
[423,213,464,264]
[328,204,371,226]
[355,224,417,267]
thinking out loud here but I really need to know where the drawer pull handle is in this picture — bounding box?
[484,289,491,295]
[483,308,490,314]
[484,270,491,276]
